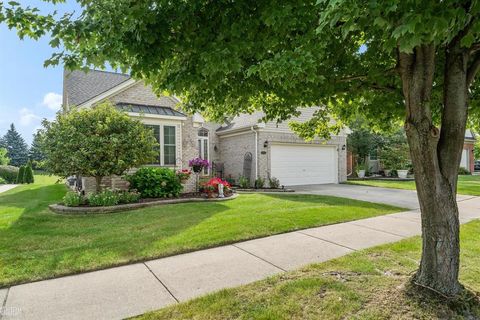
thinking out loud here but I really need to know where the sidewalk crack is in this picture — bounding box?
[0,288,10,320]
[349,223,408,238]
[232,244,287,272]
[296,231,357,252]
[143,263,179,303]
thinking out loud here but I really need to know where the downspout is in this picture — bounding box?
[250,126,258,179]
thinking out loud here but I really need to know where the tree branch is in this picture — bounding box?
[467,52,480,86]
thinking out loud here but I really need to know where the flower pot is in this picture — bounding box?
[384,169,391,177]
[358,170,366,178]
[192,165,203,173]
[397,170,409,179]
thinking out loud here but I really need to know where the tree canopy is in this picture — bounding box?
[0,148,9,165]
[41,102,158,191]
[2,0,480,133]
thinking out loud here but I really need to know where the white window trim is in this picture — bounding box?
[197,130,210,175]
[163,125,177,166]
[145,123,180,167]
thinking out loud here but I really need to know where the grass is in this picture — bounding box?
[347,175,480,196]
[138,220,480,320]
[0,175,403,287]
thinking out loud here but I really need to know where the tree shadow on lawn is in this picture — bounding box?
[262,192,405,211]
[0,184,228,286]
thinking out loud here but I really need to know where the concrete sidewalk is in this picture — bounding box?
[0,184,17,194]
[2,197,480,320]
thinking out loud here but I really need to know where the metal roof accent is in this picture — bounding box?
[115,103,186,118]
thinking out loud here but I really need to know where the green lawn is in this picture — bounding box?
[138,220,480,320]
[0,176,403,287]
[347,175,480,196]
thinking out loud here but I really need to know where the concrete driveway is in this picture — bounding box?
[293,183,473,209]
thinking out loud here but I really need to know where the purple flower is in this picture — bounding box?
[188,157,210,168]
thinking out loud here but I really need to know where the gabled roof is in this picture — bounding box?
[116,103,186,118]
[63,69,131,106]
[216,111,265,132]
[465,129,476,141]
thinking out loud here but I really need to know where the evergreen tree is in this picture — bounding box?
[16,165,25,184]
[29,131,45,169]
[24,161,34,184]
[2,124,29,167]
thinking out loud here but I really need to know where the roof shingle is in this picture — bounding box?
[64,69,131,106]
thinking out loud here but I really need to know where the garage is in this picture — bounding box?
[270,144,338,186]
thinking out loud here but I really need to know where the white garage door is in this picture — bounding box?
[270,144,338,186]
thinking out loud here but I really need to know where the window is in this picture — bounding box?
[145,124,161,164]
[197,128,209,174]
[164,126,176,165]
[144,124,177,166]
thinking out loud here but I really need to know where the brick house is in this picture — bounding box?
[63,69,348,192]
[462,129,476,173]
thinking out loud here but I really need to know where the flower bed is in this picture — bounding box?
[50,193,238,214]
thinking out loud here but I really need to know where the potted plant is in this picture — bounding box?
[357,163,367,178]
[188,157,210,173]
[393,145,410,179]
[176,169,192,183]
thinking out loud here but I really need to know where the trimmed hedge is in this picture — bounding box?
[0,165,19,183]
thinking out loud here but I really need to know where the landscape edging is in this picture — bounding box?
[49,193,239,215]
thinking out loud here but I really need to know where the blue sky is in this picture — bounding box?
[0,1,80,144]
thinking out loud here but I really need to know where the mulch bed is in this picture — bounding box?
[49,193,238,215]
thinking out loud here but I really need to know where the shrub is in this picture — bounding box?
[87,189,120,207]
[117,190,141,204]
[254,176,265,189]
[225,174,235,186]
[16,166,26,184]
[458,167,471,175]
[63,191,84,207]
[24,162,34,184]
[0,165,19,183]
[0,177,6,184]
[269,177,280,189]
[126,167,183,198]
[238,176,250,188]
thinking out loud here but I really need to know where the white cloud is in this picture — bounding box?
[42,92,62,111]
[19,108,41,126]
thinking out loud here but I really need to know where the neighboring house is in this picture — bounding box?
[462,129,476,173]
[63,69,348,192]
[360,130,476,174]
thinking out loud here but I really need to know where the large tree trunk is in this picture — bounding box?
[95,176,103,193]
[399,43,468,297]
